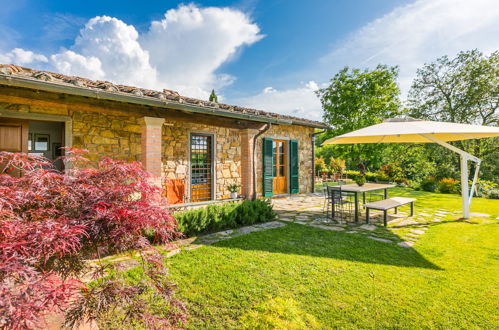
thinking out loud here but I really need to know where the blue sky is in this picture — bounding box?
[1,0,498,120]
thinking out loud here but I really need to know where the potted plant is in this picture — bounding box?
[355,174,366,186]
[228,184,240,199]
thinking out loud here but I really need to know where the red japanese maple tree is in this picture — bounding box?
[0,149,185,329]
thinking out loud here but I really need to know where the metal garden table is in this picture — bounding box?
[337,183,396,222]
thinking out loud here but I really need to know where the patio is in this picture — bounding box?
[271,191,460,247]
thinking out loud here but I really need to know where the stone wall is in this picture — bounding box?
[0,102,142,163]
[162,122,242,200]
[72,111,141,162]
[255,124,314,196]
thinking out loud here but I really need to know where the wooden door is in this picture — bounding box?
[272,139,287,194]
[190,134,213,202]
[0,119,28,176]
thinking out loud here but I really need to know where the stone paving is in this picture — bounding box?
[271,193,458,248]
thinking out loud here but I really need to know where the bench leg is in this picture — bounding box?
[394,207,398,214]
[383,210,387,227]
[366,208,370,224]
[410,202,414,217]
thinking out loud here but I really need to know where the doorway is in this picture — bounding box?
[0,118,65,172]
[272,139,288,194]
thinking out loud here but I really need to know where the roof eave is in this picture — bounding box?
[0,74,329,129]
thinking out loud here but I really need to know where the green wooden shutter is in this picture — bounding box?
[289,140,299,194]
[262,138,274,197]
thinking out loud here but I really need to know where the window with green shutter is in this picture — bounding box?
[262,138,274,196]
[289,140,299,194]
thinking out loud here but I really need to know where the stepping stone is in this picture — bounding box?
[295,216,310,220]
[401,236,417,241]
[368,236,392,243]
[419,213,432,217]
[166,248,181,258]
[237,226,261,234]
[345,230,357,234]
[411,229,426,235]
[218,230,234,236]
[184,244,202,251]
[405,232,419,238]
[310,224,345,231]
[279,217,294,222]
[359,224,377,231]
[280,213,297,217]
[470,212,491,217]
[398,241,414,248]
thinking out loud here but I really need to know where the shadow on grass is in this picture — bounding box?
[209,223,442,270]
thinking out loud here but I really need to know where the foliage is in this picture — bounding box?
[174,199,276,237]
[316,65,401,170]
[354,174,366,186]
[315,156,327,176]
[329,158,345,173]
[408,49,499,184]
[209,89,218,103]
[239,296,319,329]
[420,177,438,192]
[485,190,499,199]
[438,178,459,194]
[0,150,183,329]
[379,162,407,184]
[64,255,187,329]
[227,184,240,193]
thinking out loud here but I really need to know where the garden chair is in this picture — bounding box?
[326,185,354,223]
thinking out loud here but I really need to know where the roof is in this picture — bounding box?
[323,117,499,144]
[0,64,328,129]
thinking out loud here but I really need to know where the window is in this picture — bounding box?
[190,134,213,202]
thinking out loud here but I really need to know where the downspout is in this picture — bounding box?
[252,123,272,200]
[311,129,326,193]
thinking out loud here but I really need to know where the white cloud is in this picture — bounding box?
[1,4,262,99]
[318,0,499,97]
[0,48,48,65]
[140,4,263,97]
[51,16,157,89]
[51,50,105,79]
[236,81,322,120]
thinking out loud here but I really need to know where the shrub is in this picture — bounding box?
[485,189,499,199]
[0,149,184,329]
[379,162,407,184]
[344,170,360,179]
[329,158,346,173]
[420,176,438,192]
[175,199,276,236]
[375,171,390,182]
[438,178,459,194]
[364,171,378,182]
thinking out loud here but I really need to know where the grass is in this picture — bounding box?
[123,188,498,329]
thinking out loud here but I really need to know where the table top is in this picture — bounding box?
[338,183,396,193]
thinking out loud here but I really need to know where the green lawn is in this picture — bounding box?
[130,189,499,329]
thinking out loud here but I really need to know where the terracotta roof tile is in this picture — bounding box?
[0,64,328,128]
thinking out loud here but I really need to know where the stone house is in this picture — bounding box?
[0,64,328,204]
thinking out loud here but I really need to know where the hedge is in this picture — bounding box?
[174,199,276,237]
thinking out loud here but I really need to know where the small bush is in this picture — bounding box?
[364,171,378,182]
[485,189,499,199]
[420,177,438,192]
[344,170,360,179]
[438,178,459,194]
[175,199,276,236]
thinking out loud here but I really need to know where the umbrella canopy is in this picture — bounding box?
[322,117,499,219]
[323,118,499,145]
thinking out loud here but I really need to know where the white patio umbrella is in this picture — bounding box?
[323,117,499,219]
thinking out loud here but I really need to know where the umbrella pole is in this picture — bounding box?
[421,134,481,219]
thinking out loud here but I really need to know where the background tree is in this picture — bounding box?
[409,49,499,182]
[316,65,402,170]
[209,89,218,103]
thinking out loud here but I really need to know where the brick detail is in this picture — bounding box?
[240,129,258,199]
[140,117,165,180]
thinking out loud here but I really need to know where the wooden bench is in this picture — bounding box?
[364,197,416,227]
